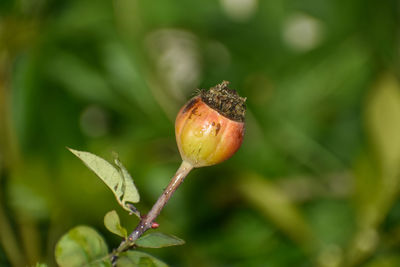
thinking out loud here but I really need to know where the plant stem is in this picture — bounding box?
[0,194,27,267]
[0,56,27,267]
[111,160,194,263]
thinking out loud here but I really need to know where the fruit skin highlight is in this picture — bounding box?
[175,81,246,168]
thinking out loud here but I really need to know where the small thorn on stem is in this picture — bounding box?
[151,222,160,229]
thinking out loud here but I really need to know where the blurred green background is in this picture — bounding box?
[1,0,400,266]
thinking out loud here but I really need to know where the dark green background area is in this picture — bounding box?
[1,0,400,266]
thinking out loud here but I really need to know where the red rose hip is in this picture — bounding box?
[175,81,246,168]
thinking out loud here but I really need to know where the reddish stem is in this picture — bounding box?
[112,161,193,263]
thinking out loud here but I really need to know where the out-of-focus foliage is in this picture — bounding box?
[117,251,168,267]
[55,226,110,267]
[1,0,400,266]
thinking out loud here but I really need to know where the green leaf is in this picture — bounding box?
[104,210,128,238]
[135,233,185,248]
[138,257,157,267]
[357,73,400,228]
[363,254,400,267]
[114,156,141,217]
[366,73,400,173]
[238,173,313,248]
[35,263,48,267]
[55,225,110,267]
[117,251,168,267]
[68,148,140,214]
